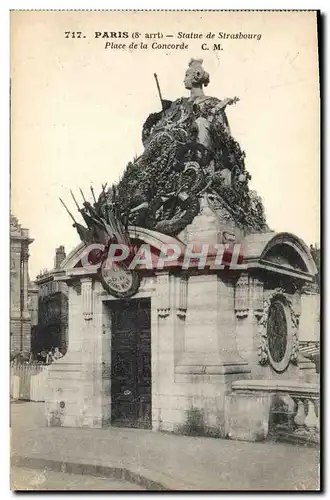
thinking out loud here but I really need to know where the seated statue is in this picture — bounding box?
[142,58,235,152]
[94,59,268,236]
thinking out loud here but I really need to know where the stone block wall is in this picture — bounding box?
[150,271,250,437]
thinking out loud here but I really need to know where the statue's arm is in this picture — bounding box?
[209,97,238,135]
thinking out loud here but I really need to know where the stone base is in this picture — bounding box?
[176,352,251,375]
[298,354,317,383]
[225,391,272,442]
[45,357,105,429]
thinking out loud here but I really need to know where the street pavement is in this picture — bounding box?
[10,401,320,491]
[11,467,144,490]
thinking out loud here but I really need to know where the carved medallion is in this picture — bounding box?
[100,262,140,299]
[258,288,299,372]
[267,300,288,366]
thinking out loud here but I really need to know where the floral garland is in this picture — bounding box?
[257,288,299,368]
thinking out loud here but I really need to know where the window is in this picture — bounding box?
[267,299,292,372]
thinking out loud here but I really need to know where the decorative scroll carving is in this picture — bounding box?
[234,273,249,318]
[177,275,188,318]
[156,273,170,318]
[292,291,302,319]
[81,277,93,321]
[257,288,299,370]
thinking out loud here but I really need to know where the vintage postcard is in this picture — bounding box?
[10,10,320,491]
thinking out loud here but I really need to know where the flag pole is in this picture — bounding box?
[154,73,165,112]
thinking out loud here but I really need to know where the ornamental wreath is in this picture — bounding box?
[257,288,299,368]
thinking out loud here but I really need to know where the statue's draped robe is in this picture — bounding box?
[142,95,231,153]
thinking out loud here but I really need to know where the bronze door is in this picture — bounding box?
[111,299,151,428]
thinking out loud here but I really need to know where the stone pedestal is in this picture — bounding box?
[45,213,318,440]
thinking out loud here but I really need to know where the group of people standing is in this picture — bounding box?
[35,347,63,364]
[11,347,64,365]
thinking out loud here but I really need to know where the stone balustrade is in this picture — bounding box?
[290,388,319,443]
[226,379,319,444]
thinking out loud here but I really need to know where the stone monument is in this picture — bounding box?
[45,60,317,440]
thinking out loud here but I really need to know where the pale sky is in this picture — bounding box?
[10,10,320,279]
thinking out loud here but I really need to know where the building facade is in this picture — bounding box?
[34,246,69,354]
[10,214,36,357]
